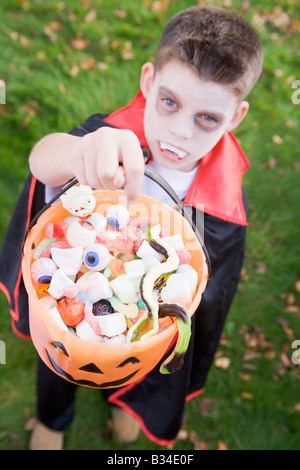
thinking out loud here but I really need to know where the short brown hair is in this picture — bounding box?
[155,5,263,99]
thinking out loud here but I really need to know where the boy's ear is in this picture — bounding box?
[140,62,155,99]
[226,101,249,132]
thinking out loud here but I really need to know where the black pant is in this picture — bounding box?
[37,357,77,431]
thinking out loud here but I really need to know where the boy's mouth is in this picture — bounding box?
[159,142,188,160]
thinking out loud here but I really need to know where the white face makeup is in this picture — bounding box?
[141,61,248,172]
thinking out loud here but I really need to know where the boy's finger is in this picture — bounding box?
[112,166,126,188]
[120,134,145,204]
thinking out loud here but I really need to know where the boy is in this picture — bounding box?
[0,5,263,449]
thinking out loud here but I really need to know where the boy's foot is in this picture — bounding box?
[27,417,64,450]
[111,406,140,444]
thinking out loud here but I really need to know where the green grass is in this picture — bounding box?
[0,0,299,450]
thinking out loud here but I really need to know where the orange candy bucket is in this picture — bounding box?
[22,189,209,388]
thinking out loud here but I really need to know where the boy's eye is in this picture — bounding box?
[162,98,177,108]
[197,114,217,128]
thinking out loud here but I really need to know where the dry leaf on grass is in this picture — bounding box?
[215,357,231,370]
[217,440,228,450]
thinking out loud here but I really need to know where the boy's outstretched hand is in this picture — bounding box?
[70,128,145,204]
[29,127,145,205]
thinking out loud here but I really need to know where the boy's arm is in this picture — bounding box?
[29,127,145,204]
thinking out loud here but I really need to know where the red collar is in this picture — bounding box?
[104,92,250,226]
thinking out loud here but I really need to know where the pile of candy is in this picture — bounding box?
[30,185,198,373]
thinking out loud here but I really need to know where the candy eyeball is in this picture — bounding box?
[31,258,58,284]
[61,184,96,217]
[105,204,130,230]
[66,219,96,248]
[83,243,111,271]
[88,212,107,235]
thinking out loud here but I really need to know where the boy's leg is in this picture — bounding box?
[29,357,77,450]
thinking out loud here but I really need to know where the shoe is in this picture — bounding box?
[26,417,64,450]
[111,406,140,444]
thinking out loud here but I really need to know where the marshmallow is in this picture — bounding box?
[161,272,197,307]
[84,272,113,304]
[48,269,75,299]
[102,334,126,344]
[136,240,164,262]
[141,255,160,272]
[76,319,103,343]
[97,312,127,337]
[161,234,185,251]
[48,307,69,331]
[176,264,198,287]
[124,259,145,291]
[109,274,137,304]
[51,246,83,276]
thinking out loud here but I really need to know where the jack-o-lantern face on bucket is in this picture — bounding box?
[46,341,141,388]
[22,190,209,389]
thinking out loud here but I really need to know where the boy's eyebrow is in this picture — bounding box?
[158,86,226,121]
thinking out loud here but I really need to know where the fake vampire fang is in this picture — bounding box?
[159,142,188,159]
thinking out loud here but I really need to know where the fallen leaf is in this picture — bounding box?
[280,351,293,368]
[114,9,128,19]
[70,34,90,50]
[177,429,188,440]
[272,135,283,145]
[85,9,97,22]
[241,391,254,399]
[80,58,96,70]
[198,398,218,415]
[243,362,257,370]
[58,83,66,94]
[239,372,251,381]
[243,352,261,361]
[9,31,19,41]
[215,357,231,370]
[277,317,294,338]
[265,158,277,169]
[70,64,80,77]
[189,431,207,450]
[20,35,31,47]
[264,350,276,360]
[273,69,283,77]
[217,440,228,450]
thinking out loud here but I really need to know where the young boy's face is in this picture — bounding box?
[140,60,249,172]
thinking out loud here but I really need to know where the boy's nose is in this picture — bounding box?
[169,116,194,140]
